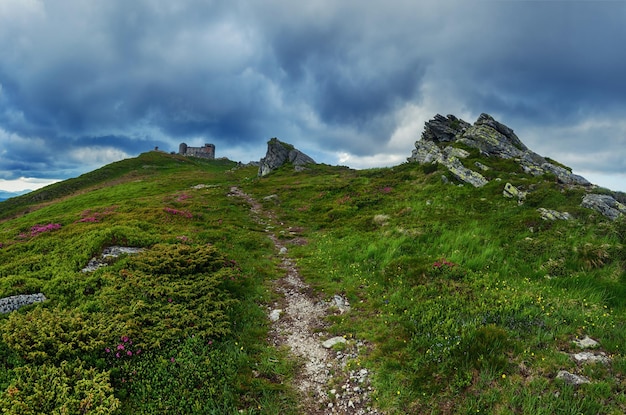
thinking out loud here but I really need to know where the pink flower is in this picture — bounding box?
[127,350,133,356]
[121,335,129,343]
[116,352,120,358]
[105,348,111,353]
[117,344,125,350]
[170,357,176,363]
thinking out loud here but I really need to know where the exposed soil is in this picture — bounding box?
[228,187,382,415]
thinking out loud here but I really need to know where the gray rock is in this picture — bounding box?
[322,336,347,349]
[258,138,315,177]
[556,370,590,386]
[572,351,610,365]
[581,194,626,220]
[538,208,573,221]
[0,293,46,313]
[573,335,600,349]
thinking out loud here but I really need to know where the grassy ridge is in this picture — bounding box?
[1,151,626,413]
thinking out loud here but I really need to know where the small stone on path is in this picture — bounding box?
[269,309,282,322]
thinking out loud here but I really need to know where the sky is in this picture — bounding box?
[1,0,626,194]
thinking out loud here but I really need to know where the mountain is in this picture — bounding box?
[1,121,626,414]
[0,190,32,202]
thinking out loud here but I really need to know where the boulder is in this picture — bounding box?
[258,138,315,177]
[581,194,626,220]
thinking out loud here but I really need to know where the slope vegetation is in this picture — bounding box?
[1,148,626,414]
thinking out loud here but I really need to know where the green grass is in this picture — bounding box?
[1,151,626,413]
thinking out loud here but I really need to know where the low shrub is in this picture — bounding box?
[0,361,119,414]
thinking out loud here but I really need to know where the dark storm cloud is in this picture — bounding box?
[1,0,626,190]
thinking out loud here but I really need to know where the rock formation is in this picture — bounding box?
[258,138,316,177]
[408,113,626,220]
[408,113,591,188]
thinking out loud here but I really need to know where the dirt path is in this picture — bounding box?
[228,187,381,415]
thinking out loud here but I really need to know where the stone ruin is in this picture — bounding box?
[179,143,215,159]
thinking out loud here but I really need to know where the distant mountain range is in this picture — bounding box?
[0,190,31,202]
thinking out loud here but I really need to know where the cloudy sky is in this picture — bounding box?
[1,0,626,193]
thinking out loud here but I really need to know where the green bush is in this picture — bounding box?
[0,361,119,414]
[2,307,108,364]
[95,243,239,349]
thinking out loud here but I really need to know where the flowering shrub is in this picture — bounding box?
[163,207,193,219]
[105,335,141,360]
[29,223,61,237]
[432,258,457,270]
[76,206,117,223]
[431,258,465,280]
[78,216,99,223]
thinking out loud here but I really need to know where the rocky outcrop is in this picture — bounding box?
[581,194,626,220]
[408,113,592,188]
[0,293,46,313]
[258,138,316,177]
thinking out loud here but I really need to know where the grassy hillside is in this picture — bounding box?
[1,151,626,414]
